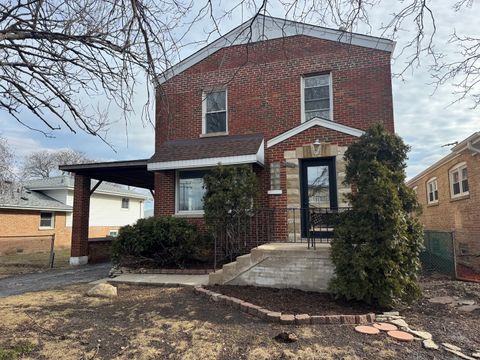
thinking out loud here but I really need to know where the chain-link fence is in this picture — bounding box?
[0,235,56,270]
[420,230,456,278]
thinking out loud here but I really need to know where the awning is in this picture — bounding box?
[148,133,265,171]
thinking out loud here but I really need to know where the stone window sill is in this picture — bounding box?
[268,190,283,195]
[200,132,228,138]
[450,194,470,202]
[426,202,439,208]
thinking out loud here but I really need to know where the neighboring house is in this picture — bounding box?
[60,15,395,266]
[0,175,148,252]
[408,132,480,273]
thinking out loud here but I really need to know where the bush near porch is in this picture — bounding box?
[111,217,213,268]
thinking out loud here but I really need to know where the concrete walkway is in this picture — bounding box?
[106,273,209,287]
[0,263,111,297]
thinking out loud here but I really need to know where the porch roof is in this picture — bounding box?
[148,133,265,170]
[59,159,154,190]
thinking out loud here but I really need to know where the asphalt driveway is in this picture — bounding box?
[0,263,110,297]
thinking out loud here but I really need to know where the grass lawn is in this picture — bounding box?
[0,280,478,359]
[0,248,71,278]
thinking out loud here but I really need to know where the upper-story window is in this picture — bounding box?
[450,162,469,198]
[121,197,130,209]
[203,90,227,135]
[426,178,438,204]
[302,74,332,122]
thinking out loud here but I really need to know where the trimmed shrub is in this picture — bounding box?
[329,124,423,309]
[111,216,211,267]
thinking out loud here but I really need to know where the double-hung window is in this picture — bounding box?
[177,170,208,213]
[450,163,469,198]
[203,90,227,134]
[302,74,332,122]
[426,178,438,204]
[121,197,130,209]
[39,212,54,229]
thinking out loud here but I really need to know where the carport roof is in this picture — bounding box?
[59,159,154,190]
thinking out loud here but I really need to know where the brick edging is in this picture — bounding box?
[194,286,375,325]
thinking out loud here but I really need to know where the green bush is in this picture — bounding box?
[329,124,423,309]
[111,216,212,267]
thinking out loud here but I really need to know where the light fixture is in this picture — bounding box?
[313,139,321,154]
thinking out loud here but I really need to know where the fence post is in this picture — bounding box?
[48,234,55,268]
[452,231,458,279]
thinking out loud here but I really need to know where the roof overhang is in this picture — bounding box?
[148,140,265,171]
[267,118,364,148]
[0,204,72,212]
[158,15,395,84]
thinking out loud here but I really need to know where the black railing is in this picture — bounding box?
[212,207,351,270]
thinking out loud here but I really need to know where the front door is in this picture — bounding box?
[300,157,338,238]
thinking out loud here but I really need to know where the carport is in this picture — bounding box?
[59,159,154,265]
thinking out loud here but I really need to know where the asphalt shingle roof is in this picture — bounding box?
[0,184,72,212]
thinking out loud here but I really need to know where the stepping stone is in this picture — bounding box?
[409,330,432,340]
[390,319,409,329]
[444,349,476,360]
[355,325,380,335]
[373,322,398,331]
[458,305,480,312]
[428,296,455,304]
[472,352,480,359]
[443,343,462,352]
[383,311,400,316]
[423,339,439,350]
[459,299,475,306]
[387,330,414,342]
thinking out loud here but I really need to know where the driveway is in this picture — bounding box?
[0,263,110,297]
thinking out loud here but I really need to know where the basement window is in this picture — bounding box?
[203,90,227,135]
[450,163,469,198]
[426,178,438,204]
[39,212,54,229]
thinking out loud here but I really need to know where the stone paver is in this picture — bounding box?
[355,325,380,335]
[423,339,439,350]
[387,330,414,342]
[295,314,311,325]
[428,296,455,304]
[443,343,462,352]
[389,318,409,329]
[459,299,476,306]
[107,273,209,286]
[373,322,398,331]
[444,349,476,360]
[409,330,432,340]
[458,305,480,312]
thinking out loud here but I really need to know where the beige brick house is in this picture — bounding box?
[408,132,480,272]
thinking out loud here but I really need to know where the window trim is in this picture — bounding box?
[449,162,469,198]
[426,177,439,204]
[300,73,333,123]
[202,89,228,136]
[121,197,130,210]
[175,169,206,216]
[39,211,55,229]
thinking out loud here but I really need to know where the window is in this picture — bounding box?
[270,162,281,191]
[426,178,438,204]
[450,163,469,198]
[177,170,208,213]
[121,198,130,209]
[39,212,54,228]
[302,74,332,122]
[109,230,119,237]
[203,90,227,134]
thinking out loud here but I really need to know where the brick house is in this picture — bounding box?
[61,15,395,269]
[407,132,480,273]
[0,176,148,257]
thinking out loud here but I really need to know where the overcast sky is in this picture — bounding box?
[0,1,478,180]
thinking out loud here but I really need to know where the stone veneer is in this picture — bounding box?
[284,142,350,242]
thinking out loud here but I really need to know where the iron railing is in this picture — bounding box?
[212,207,351,269]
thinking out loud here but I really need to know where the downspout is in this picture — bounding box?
[466,141,480,155]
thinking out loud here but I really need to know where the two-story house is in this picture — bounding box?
[60,15,395,267]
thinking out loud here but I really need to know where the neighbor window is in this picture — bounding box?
[177,170,208,212]
[203,90,227,134]
[121,197,130,209]
[39,212,54,228]
[426,178,438,204]
[302,74,331,122]
[450,163,469,198]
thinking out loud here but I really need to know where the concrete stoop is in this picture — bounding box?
[208,242,334,292]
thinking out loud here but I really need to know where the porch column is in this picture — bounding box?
[70,174,91,265]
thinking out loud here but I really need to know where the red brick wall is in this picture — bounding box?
[71,174,91,258]
[409,150,480,271]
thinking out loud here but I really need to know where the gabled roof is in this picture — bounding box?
[159,15,395,84]
[267,117,365,148]
[24,175,148,199]
[407,132,480,185]
[0,184,72,212]
[148,133,265,170]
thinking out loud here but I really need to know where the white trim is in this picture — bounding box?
[449,162,469,199]
[202,89,228,136]
[175,169,207,215]
[158,15,395,84]
[267,117,364,148]
[301,73,333,123]
[0,204,72,212]
[268,190,283,195]
[69,256,88,266]
[148,140,265,170]
[426,177,438,204]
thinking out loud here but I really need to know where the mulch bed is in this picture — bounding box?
[206,285,379,315]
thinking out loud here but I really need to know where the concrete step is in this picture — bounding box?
[235,254,252,270]
[250,248,267,263]
[208,269,223,285]
[222,261,238,278]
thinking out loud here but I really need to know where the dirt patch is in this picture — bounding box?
[1,282,476,359]
[206,285,378,315]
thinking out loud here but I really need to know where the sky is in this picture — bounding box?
[0,1,479,180]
